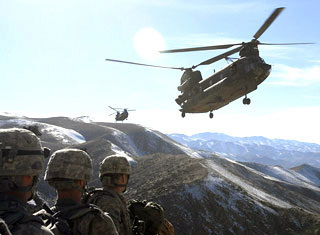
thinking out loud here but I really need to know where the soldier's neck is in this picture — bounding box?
[6,191,30,203]
[57,190,82,204]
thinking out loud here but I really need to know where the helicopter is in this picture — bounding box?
[108,106,135,121]
[105,7,312,118]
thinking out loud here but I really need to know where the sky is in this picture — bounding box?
[1,0,320,144]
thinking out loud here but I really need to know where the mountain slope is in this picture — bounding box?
[127,154,320,235]
[1,115,320,234]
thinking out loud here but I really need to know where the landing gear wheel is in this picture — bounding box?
[181,112,185,118]
[243,97,251,105]
[209,112,214,119]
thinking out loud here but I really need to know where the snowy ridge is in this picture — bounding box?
[145,128,203,158]
[205,160,292,208]
[106,126,143,156]
[0,111,26,118]
[291,164,320,187]
[0,118,85,145]
[110,142,136,163]
[242,162,320,190]
[72,116,93,123]
[168,132,320,168]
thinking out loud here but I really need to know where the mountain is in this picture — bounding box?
[127,154,320,234]
[168,132,320,168]
[0,114,320,234]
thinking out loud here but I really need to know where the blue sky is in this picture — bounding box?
[1,0,320,144]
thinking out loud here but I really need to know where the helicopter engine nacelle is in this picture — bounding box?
[178,70,203,92]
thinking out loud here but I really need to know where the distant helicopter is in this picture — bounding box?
[108,106,135,121]
[105,8,312,118]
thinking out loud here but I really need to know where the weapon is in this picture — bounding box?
[132,216,145,235]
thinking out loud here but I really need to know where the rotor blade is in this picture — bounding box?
[253,7,285,40]
[108,106,118,112]
[259,42,315,46]
[109,112,116,116]
[127,109,136,111]
[193,46,242,68]
[105,58,185,71]
[160,43,242,53]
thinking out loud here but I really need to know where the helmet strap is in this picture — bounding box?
[101,175,128,192]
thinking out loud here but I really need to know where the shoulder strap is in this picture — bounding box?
[88,189,119,203]
[0,212,25,229]
[0,218,11,235]
[83,188,107,204]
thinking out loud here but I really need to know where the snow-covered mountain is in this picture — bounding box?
[168,132,320,168]
[1,114,320,234]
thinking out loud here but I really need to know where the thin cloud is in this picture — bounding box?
[269,64,320,87]
[129,107,320,145]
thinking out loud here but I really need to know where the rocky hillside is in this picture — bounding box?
[127,154,320,234]
[168,132,320,168]
[1,114,320,234]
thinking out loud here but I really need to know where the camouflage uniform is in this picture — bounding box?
[39,149,118,235]
[86,155,132,235]
[0,128,53,235]
[86,188,131,235]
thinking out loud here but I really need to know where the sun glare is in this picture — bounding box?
[133,27,166,61]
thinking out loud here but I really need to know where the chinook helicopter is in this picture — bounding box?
[106,7,312,118]
[108,106,135,121]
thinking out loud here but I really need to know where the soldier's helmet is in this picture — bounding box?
[44,148,93,182]
[0,128,45,177]
[99,155,131,178]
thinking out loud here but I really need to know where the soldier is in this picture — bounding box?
[0,128,53,235]
[84,155,132,235]
[38,148,118,235]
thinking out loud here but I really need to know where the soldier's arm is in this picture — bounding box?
[94,196,122,233]
[89,213,119,235]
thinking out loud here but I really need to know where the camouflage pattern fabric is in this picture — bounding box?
[36,198,118,235]
[86,188,131,235]
[0,195,53,235]
[158,219,175,235]
[99,155,131,177]
[0,128,45,177]
[44,149,93,182]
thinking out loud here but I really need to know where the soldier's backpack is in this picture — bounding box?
[0,204,44,234]
[36,203,101,235]
[127,199,165,235]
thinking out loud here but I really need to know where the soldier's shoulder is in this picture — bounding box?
[88,188,117,199]
[77,206,118,235]
[89,190,120,206]
[72,203,110,221]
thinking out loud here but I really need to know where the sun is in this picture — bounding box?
[133,27,166,61]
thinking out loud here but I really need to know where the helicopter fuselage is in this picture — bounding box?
[115,110,129,121]
[179,56,271,113]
